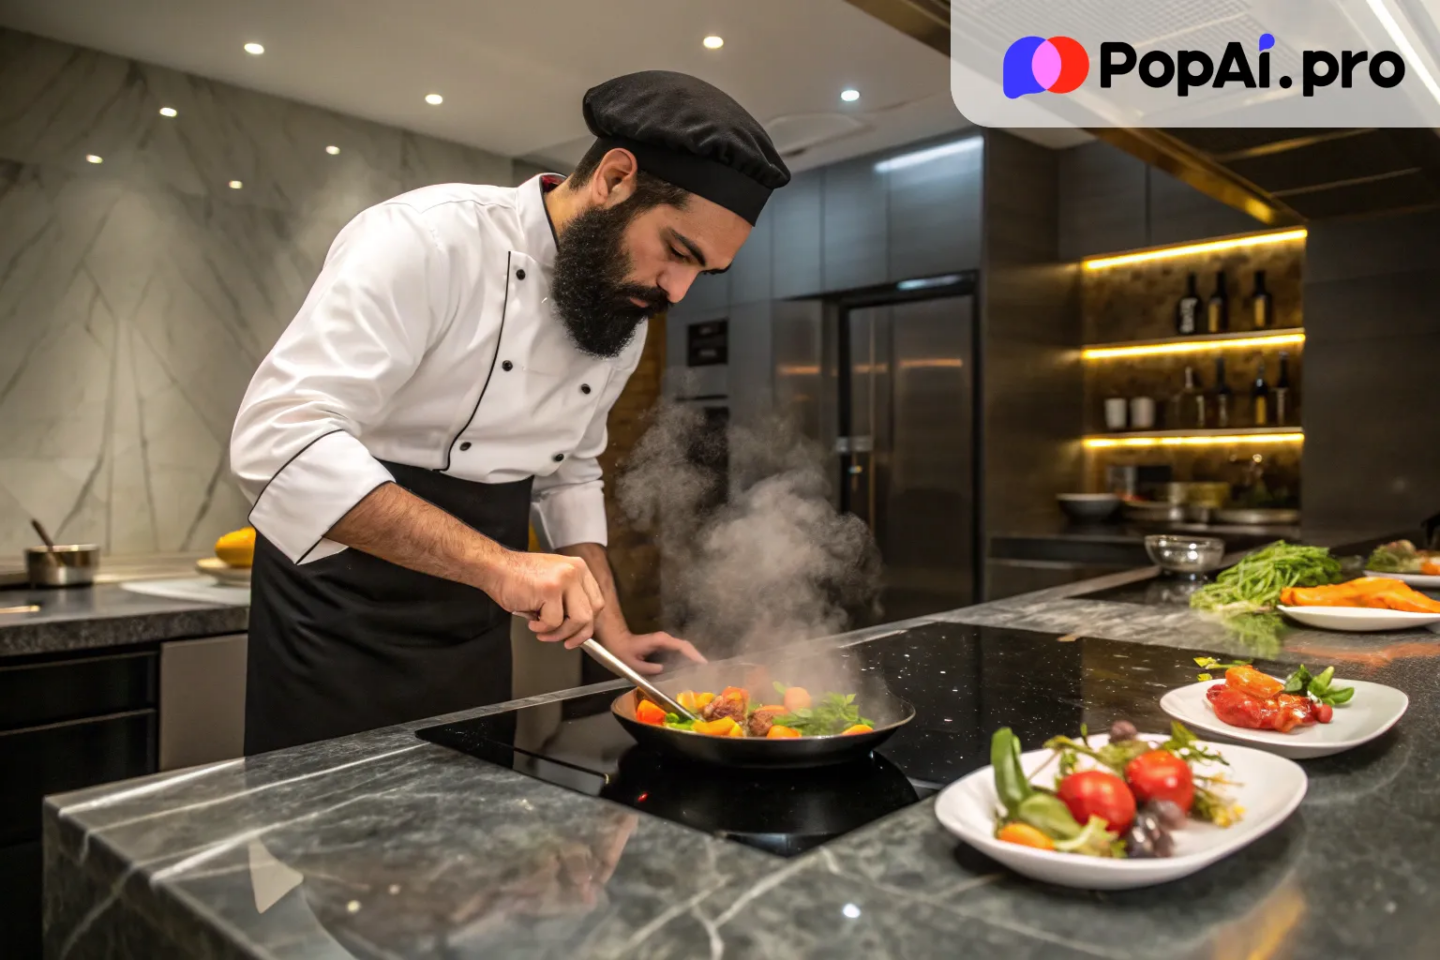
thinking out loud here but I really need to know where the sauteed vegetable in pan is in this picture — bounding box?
[633,682,876,738]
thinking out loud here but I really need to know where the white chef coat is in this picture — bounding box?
[230,174,645,564]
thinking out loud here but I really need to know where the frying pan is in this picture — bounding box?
[599,748,918,855]
[610,665,914,769]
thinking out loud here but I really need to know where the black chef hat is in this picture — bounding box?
[582,71,790,225]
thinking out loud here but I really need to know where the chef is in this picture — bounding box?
[231,71,791,754]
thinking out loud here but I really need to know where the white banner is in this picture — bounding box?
[950,0,1440,126]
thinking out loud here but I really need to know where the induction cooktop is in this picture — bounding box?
[417,622,1201,857]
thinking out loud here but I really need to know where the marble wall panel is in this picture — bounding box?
[0,28,518,555]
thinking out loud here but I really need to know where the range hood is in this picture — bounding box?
[847,0,1440,223]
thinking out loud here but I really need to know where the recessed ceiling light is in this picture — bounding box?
[158,106,178,118]
[424,93,444,105]
[244,42,264,55]
[703,35,724,50]
[841,88,860,102]
[325,145,340,155]
[85,154,103,164]
[228,180,243,189]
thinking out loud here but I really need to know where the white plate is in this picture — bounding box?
[1160,678,1408,759]
[934,733,1306,890]
[196,557,251,586]
[1277,604,1440,632]
[1363,569,1440,590]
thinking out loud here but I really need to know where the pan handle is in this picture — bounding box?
[581,638,698,721]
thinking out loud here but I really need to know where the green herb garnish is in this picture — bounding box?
[1190,541,1342,616]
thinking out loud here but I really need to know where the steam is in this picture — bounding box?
[617,400,880,657]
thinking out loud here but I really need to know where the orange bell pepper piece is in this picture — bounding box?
[841,724,874,735]
[997,822,1055,851]
[676,691,698,712]
[694,692,715,709]
[1224,664,1284,700]
[766,725,801,738]
[635,700,667,725]
[693,717,740,737]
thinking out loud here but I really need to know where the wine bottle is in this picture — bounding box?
[1252,360,1271,427]
[1274,351,1292,426]
[1251,270,1272,329]
[1180,366,1207,429]
[1176,273,1201,335]
[1211,356,1232,429]
[1207,270,1229,333]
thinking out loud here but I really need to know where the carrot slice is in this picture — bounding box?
[841,724,874,736]
[767,725,801,738]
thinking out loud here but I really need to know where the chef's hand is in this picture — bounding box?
[587,630,706,675]
[488,550,605,645]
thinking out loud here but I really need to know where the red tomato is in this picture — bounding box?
[1315,703,1334,724]
[1125,750,1195,813]
[1056,770,1136,833]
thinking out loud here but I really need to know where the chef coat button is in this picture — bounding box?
[459,442,471,451]
[516,268,526,280]
[501,360,513,371]
[580,383,592,395]
[553,453,565,462]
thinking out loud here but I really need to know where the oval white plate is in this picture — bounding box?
[196,557,251,586]
[1363,569,1440,590]
[935,733,1306,890]
[1277,604,1440,632]
[1160,678,1408,759]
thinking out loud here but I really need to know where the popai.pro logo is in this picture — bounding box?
[1003,36,1090,99]
[1003,32,1406,100]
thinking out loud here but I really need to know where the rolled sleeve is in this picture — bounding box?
[531,479,609,551]
[231,202,448,562]
[529,325,646,550]
[247,431,395,561]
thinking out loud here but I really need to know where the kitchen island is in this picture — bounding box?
[43,566,1440,959]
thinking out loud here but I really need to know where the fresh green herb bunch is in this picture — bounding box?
[1190,541,1342,616]
[773,686,873,736]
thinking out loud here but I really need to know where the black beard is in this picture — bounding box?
[550,202,670,359]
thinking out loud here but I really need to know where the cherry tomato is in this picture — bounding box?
[1124,750,1194,813]
[1314,702,1334,724]
[1056,770,1136,833]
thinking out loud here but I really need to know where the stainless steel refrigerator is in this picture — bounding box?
[774,289,977,622]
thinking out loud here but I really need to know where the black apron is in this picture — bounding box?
[244,461,532,755]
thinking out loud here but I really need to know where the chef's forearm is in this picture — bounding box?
[558,543,630,639]
[327,482,509,593]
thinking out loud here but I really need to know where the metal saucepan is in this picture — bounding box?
[609,663,914,769]
[24,544,100,588]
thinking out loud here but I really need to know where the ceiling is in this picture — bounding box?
[0,0,992,171]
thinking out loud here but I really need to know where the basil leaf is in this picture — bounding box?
[1282,664,1312,695]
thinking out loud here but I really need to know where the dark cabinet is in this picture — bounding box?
[1147,167,1262,247]
[886,137,983,282]
[1058,140,1148,260]
[0,710,157,844]
[0,648,160,956]
[824,157,888,291]
[771,169,823,298]
[728,206,772,305]
[681,268,730,316]
[0,650,156,729]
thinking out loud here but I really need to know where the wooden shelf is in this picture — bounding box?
[1082,329,1304,359]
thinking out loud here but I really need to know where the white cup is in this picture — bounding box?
[1129,396,1156,430]
[1104,398,1128,432]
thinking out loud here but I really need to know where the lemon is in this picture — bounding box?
[215,527,256,568]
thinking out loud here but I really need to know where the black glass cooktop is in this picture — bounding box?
[417,622,1206,857]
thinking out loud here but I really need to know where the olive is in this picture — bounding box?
[1148,799,1187,831]
[1124,808,1174,859]
[1109,720,1138,742]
